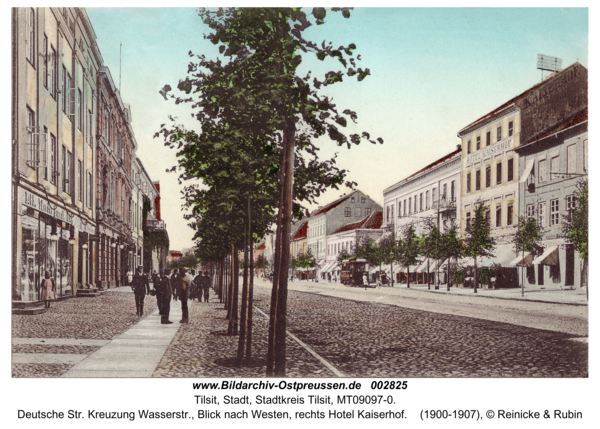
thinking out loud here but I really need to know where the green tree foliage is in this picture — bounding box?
[440,223,465,290]
[561,180,588,260]
[397,224,420,288]
[464,201,496,293]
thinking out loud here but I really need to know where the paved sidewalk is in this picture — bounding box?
[61,292,190,378]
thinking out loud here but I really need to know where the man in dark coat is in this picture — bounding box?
[193,270,203,302]
[178,268,191,323]
[131,266,150,316]
[156,269,173,324]
[202,271,211,303]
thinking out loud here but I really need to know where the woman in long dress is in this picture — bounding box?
[40,270,56,308]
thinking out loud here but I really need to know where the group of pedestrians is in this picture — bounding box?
[129,266,212,325]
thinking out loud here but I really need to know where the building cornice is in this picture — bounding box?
[457,105,519,138]
[384,156,461,197]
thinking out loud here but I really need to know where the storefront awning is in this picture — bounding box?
[508,252,533,267]
[532,246,559,266]
[478,244,517,267]
[520,159,535,183]
[321,261,336,273]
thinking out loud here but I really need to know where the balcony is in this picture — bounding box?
[146,219,166,231]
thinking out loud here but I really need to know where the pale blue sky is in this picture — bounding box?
[85,7,588,250]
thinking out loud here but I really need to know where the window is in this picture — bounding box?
[538,159,546,182]
[87,109,93,147]
[403,200,406,216]
[398,202,401,217]
[485,208,490,228]
[537,202,546,227]
[419,193,423,212]
[365,208,371,216]
[496,206,502,227]
[42,35,48,88]
[67,73,73,119]
[414,195,417,213]
[48,46,56,98]
[351,196,355,203]
[361,197,365,204]
[78,160,83,201]
[425,190,430,209]
[507,159,514,181]
[442,183,447,201]
[497,126,502,142]
[344,207,351,217]
[507,204,513,226]
[356,207,362,218]
[389,206,392,220]
[465,212,471,231]
[88,172,93,207]
[493,162,500,187]
[62,66,67,113]
[386,207,390,223]
[408,197,411,214]
[486,131,491,146]
[567,144,576,174]
[26,8,35,66]
[467,173,471,193]
[61,146,67,193]
[526,204,534,219]
[49,134,56,184]
[467,140,471,154]
[451,181,455,201]
[476,136,481,151]
[550,199,559,226]
[26,108,39,169]
[475,170,481,191]
[566,195,575,213]
[508,121,514,136]
[485,166,491,188]
[78,89,83,130]
[42,127,48,179]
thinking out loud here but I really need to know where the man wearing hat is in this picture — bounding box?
[178,267,191,323]
[131,266,150,316]
[156,269,173,324]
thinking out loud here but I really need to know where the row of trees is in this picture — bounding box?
[158,8,382,376]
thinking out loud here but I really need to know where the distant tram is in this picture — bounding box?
[340,259,370,286]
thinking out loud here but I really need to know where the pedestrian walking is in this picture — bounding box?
[39,270,56,308]
[202,271,211,303]
[156,269,173,324]
[362,272,369,289]
[178,268,191,323]
[193,270,202,302]
[131,266,150,316]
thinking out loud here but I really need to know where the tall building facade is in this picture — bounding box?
[12,7,100,303]
[95,66,135,289]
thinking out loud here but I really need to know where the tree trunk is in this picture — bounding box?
[407,266,410,288]
[427,259,430,289]
[521,250,524,297]
[237,200,251,364]
[226,250,234,317]
[246,224,255,361]
[218,258,224,303]
[473,256,478,293]
[228,246,239,335]
[266,123,295,377]
[390,261,393,287]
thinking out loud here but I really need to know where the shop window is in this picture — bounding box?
[565,244,575,286]
[526,265,535,284]
[537,264,544,286]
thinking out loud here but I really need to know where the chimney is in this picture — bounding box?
[457,144,462,151]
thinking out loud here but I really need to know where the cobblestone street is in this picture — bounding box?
[12,282,588,378]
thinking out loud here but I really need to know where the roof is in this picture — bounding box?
[457,62,585,137]
[519,108,588,148]
[384,148,461,194]
[291,222,308,241]
[313,194,353,216]
[255,242,266,250]
[334,210,383,234]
